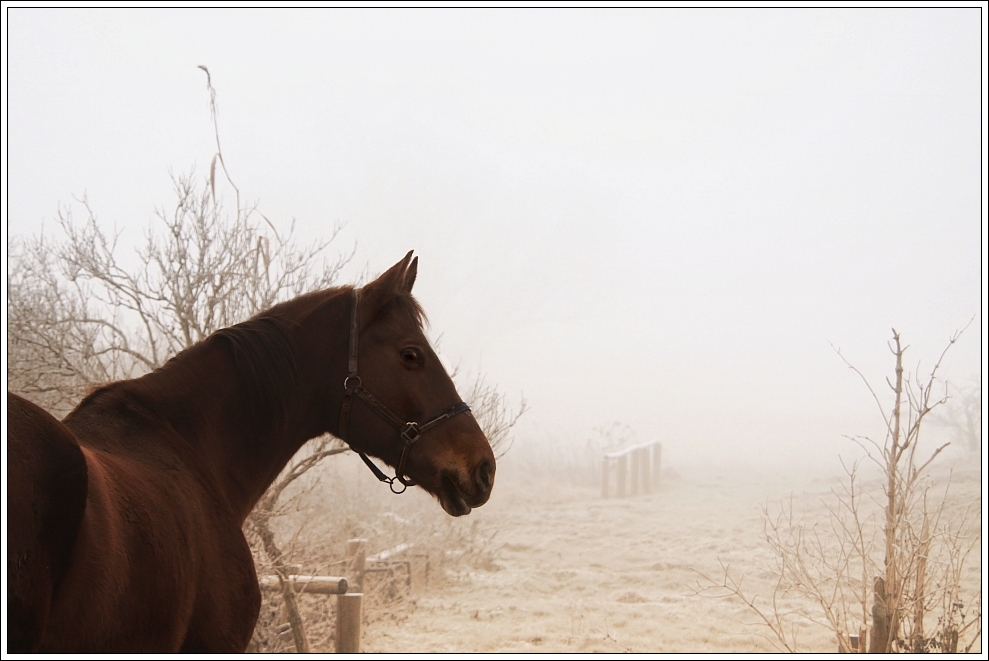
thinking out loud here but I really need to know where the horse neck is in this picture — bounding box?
[127,290,351,522]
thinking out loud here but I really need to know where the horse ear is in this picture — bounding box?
[403,256,418,293]
[369,252,414,292]
[361,251,415,319]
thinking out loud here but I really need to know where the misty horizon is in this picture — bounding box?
[5,9,983,477]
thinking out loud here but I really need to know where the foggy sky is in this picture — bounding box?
[5,9,984,474]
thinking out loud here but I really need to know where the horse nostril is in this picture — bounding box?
[475,458,495,492]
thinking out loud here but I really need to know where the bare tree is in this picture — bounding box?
[8,235,103,415]
[7,64,351,409]
[695,328,981,653]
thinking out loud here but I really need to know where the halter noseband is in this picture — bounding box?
[337,288,471,494]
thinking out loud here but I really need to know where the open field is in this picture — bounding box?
[351,462,982,654]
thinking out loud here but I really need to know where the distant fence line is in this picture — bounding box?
[601,440,661,498]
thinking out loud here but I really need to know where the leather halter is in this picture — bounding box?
[337,288,471,494]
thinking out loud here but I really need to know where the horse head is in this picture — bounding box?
[336,252,495,516]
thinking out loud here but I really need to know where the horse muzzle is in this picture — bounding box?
[436,455,495,517]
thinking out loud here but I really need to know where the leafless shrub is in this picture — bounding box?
[8,236,101,415]
[7,182,350,410]
[458,372,528,459]
[695,327,981,653]
[7,64,352,402]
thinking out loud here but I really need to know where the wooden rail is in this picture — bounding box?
[367,542,414,562]
[258,538,424,653]
[258,575,348,595]
[601,440,661,498]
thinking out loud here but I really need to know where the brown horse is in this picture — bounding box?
[7,252,495,652]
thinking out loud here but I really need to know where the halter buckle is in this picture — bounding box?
[401,422,421,444]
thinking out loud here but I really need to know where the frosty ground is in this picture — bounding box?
[351,461,981,654]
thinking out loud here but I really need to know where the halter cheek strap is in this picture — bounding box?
[337,288,471,494]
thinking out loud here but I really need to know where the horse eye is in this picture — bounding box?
[401,348,422,365]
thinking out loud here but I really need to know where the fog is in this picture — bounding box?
[5,9,983,478]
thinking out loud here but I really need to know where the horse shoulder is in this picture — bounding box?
[36,405,258,652]
[42,438,261,651]
[35,446,192,650]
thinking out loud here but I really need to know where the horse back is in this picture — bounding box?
[7,392,89,653]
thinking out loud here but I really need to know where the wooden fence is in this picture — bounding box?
[601,440,661,498]
[259,538,422,653]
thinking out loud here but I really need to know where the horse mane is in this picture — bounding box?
[209,313,299,436]
[208,286,424,435]
[77,285,424,441]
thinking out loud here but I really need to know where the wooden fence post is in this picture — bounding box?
[603,442,662,499]
[640,447,651,494]
[617,454,627,498]
[869,576,889,653]
[335,593,362,653]
[844,626,868,653]
[631,450,640,496]
[347,538,367,593]
[652,443,662,490]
